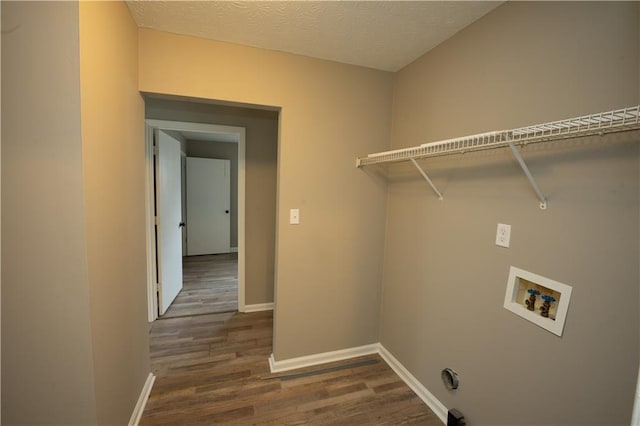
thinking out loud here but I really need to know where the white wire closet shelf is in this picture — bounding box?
[356,105,640,209]
[357,106,640,167]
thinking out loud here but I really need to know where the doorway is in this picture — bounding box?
[145,119,247,321]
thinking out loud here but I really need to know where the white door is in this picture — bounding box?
[156,130,183,315]
[186,157,231,255]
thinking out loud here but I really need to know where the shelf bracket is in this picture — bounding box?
[507,139,547,210]
[409,158,443,200]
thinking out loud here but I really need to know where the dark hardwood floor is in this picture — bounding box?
[161,253,238,318]
[141,310,442,425]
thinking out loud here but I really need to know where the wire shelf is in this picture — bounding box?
[357,105,640,167]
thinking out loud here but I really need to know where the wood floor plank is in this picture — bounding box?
[141,310,441,425]
[143,260,439,425]
[161,253,238,318]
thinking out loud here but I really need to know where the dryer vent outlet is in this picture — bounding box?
[447,408,466,426]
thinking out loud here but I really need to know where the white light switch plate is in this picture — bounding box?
[496,223,511,248]
[290,209,300,225]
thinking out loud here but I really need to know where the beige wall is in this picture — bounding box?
[79,2,150,424]
[145,99,279,305]
[139,31,393,359]
[1,2,98,424]
[382,2,639,425]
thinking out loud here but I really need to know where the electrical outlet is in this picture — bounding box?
[496,223,511,248]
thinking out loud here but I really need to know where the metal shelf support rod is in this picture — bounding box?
[409,158,444,200]
[507,139,547,210]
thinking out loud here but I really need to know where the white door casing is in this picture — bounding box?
[156,130,184,315]
[145,119,247,317]
[187,157,231,255]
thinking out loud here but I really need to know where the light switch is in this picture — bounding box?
[290,209,300,225]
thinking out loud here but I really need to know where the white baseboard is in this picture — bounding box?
[268,343,447,424]
[242,302,274,313]
[128,372,155,426]
[230,247,238,253]
[268,343,380,373]
[378,345,447,424]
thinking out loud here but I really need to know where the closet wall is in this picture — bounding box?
[2,3,97,423]
[380,2,639,425]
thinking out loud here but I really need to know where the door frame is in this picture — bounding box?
[145,119,246,321]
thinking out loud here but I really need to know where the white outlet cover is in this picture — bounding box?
[290,208,300,225]
[496,223,511,248]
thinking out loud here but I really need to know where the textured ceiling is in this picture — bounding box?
[126,1,502,72]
